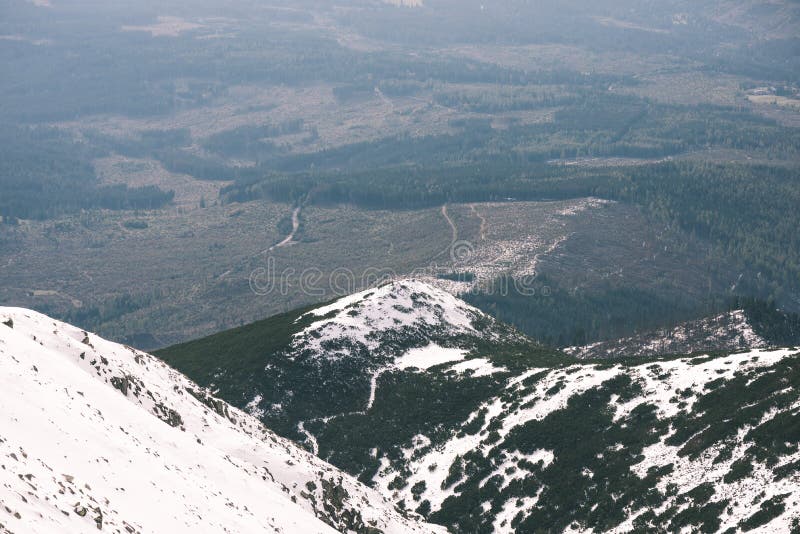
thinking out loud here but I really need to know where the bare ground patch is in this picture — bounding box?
[93,155,229,208]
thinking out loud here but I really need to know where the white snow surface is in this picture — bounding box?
[395,345,467,370]
[448,357,507,377]
[292,280,483,360]
[0,307,444,534]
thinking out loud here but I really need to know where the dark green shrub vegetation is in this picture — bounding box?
[740,494,790,531]
[465,277,704,347]
[665,356,800,463]
[429,375,670,533]
[737,298,800,346]
[724,457,753,483]
[313,369,506,480]
[156,303,357,437]
[161,295,800,533]
[667,497,728,533]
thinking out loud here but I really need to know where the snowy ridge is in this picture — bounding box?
[565,309,769,359]
[0,308,444,534]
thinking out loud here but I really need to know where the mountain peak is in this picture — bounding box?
[302,279,479,325]
[158,280,546,457]
[290,279,508,363]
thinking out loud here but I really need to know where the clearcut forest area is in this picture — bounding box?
[1,0,799,352]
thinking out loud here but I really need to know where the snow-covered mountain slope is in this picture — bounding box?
[565,309,768,359]
[0,308,444,534]
[160,280,800,533]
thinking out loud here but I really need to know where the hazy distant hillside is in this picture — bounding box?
[565,302,800,359]
[1,0,799,350]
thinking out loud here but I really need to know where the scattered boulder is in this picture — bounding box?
[110,376,130,396]
[152,402,183,428]
[186,388,237,424]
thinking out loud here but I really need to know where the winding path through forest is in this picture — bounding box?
[432,204,459,261]
[441,204,458,244]
[268,205,301,252]
[469,204,487,241]
[296,367,389,455]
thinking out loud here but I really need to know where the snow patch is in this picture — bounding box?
[396,345,468,370]
[449,357,507,377]
[244,394,264,418]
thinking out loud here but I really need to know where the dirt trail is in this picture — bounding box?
[441,204,458,244]
[431,204,459,261]
[297,367,388,455]
[469,204,487,241]
[268,205,301,252]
